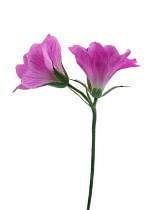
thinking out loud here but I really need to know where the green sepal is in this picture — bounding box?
[91,88,103,98]
[102,85,130,97]
[87,78,92,92]
[71,79,87,88]
[61,63,69,81]
[70,79,93,105]
[41,82,67,88]
[53,67,69,84]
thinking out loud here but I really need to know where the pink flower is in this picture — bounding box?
[14,34,65,92]
[69,42,139,97]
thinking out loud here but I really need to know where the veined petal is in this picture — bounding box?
[69,45,93,83]
[117,49,139,69]
[69,45,86,54]
[42,34,62,71]
[114,49,139,71]
[87,42,108,87]
[104,45,121,69]
[16,64,27,79]
[28,43,49,72]
[22,69,57,88]
[104,49,139,85]
[16,54,28,79]
[100,45,122,87]
[121,49,131,60]
[117,58,140,70]
[22,43,57,88]
[13,84,29,93]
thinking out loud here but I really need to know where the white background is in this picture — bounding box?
[0,0,165,209]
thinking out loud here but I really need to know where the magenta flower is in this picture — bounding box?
[69,42,139,97]
[14,34,67,92]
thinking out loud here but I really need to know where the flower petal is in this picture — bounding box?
[69,45,93,83]
[16,54,28,79]
[42,34,62,71]
[28,44,48,72]
[104,45,121,69]
[121,49,131,60]
[13,84,29,93]
[117,58,140,70]
[87,42,108,88]
[22,70,56,88]
[114,49,139,71]
[22,43,57,88]
[104,49,139,85]
[69,45,86,54]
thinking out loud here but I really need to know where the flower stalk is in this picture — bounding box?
[86,98,98,210]
[67,82,98,210]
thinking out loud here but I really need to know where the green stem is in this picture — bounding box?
[67,84,89,103]
[86,98,98,210]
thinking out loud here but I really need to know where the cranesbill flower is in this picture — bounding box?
[14,34,67,92]
[69,42,139,98]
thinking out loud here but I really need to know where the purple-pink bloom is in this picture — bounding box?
[14,34,63,92]
[69,42,139,92]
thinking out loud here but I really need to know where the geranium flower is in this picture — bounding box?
[69,42,139,98]
[14,34,68,92]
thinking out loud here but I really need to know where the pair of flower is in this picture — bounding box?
[14,34,139,98]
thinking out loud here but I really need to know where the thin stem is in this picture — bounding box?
[67,84,89,103]
[69,86,89,106]
[86,98,98,210]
